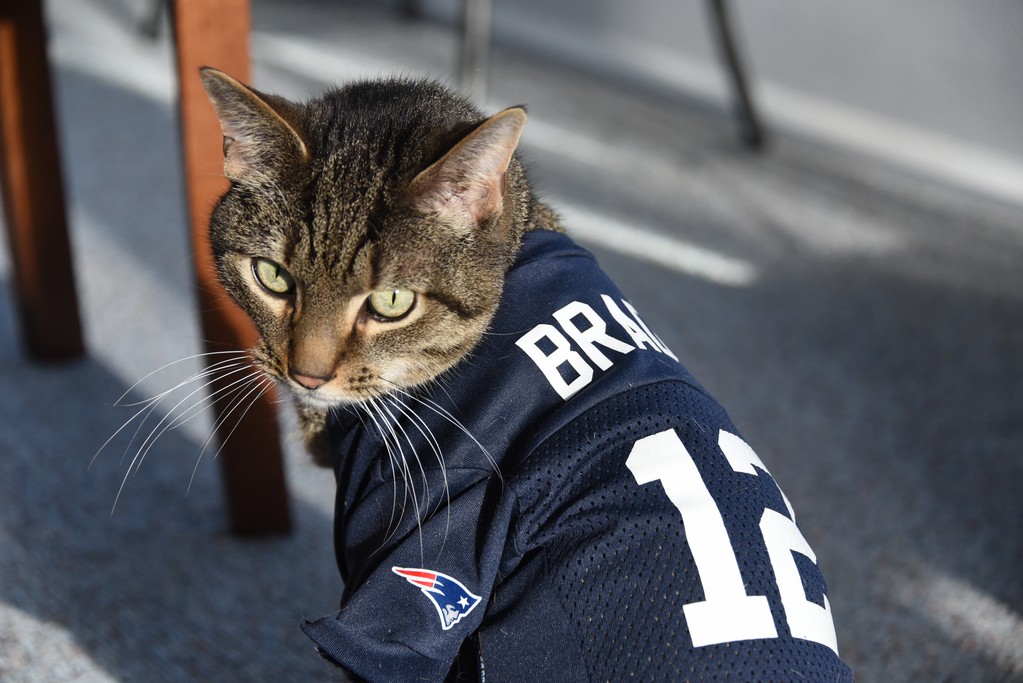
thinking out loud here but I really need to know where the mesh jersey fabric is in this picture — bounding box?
[301,229,854,682]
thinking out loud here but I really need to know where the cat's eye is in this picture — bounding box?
[368,288,416,320]
[252,258,295,296]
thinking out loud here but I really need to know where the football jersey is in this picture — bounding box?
[302,229,854,682]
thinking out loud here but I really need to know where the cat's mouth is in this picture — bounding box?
[284,381,380,409]
[290,387,351,409]
[281,367,394,407]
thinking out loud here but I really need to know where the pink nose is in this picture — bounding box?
[291,371,331,390]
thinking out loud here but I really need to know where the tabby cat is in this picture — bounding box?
[200,68,852,682]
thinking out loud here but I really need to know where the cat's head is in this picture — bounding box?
[200,68,534,408]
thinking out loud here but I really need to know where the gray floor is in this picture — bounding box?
[1,1,1022,681]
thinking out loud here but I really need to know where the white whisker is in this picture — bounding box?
[367,397,424,561]
[388,383,502,484]
[347,403,401,544]
[196,371,269,456]
[385,395,451,546]
[115,359,250,409]
[110,365,262,513]
[210,375,276,463]
[359,399,405,543]
[92,399,162,469]
[378,397,431,507]
[114,351,249,406]
[372,397,419,524]
[124,365,262,474]
[159,367,263,436]
[188,374,275,494]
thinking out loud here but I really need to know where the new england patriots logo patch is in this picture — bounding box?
[392,567,482,630]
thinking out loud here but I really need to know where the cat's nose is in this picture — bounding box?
[291,370,333,390]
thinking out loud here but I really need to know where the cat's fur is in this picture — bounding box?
[201,68,560,466]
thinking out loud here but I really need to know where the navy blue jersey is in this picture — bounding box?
[303,230,853,682]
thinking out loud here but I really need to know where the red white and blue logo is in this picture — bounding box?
[392,567,482,630]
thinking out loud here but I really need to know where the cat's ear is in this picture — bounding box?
[411,107,527,227]
[199,67,309,183]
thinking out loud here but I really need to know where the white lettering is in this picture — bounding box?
[515,295,680,399]
[627,429,777,646]
[514,324,593,399]
[760,509,839,654]
[552,301,634,370]
[602,295,656,350]
[623,300,678,361]
[627,428,840,654]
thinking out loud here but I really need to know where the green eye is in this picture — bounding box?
[368,288,416,320]
[252,258,295,295]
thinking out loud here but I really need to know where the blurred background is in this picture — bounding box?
[1,0,1021,680]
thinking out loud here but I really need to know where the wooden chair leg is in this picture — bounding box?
[171,0,291,535]
[706,0,766,149]
[0,0,84,361]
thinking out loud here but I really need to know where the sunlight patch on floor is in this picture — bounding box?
[0,602,116,683]
[558,201,758,287]
[896,562,1023,674]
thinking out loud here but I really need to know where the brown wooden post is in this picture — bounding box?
[171,0,291,535]
[0,0,84,361]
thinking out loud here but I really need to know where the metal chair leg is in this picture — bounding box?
[398,0,422,20]
[706,0,766,149]
[139,0,167,39]
[459,0,491,103]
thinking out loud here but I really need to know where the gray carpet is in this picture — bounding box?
[1,1,1021,681]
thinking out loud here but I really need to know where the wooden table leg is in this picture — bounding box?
[171,0,291,535]
[0,0,84,361]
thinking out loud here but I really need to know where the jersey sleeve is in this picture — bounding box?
[302,469,514,683]
[485,380,853,682]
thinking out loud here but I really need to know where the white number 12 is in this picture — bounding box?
[626,429,839,654]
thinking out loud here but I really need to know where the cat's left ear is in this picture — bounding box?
[200,67,309,183]
[411,107,527,227]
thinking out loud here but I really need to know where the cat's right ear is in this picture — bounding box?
[199,67,309,183]
[411,107,527,229]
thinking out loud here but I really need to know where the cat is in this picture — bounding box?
[200,68,559,469]
[200,67,853,682]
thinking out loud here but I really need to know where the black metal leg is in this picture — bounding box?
[398,0,422,20]
[706,0,766,149]
[140,0,167,39]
